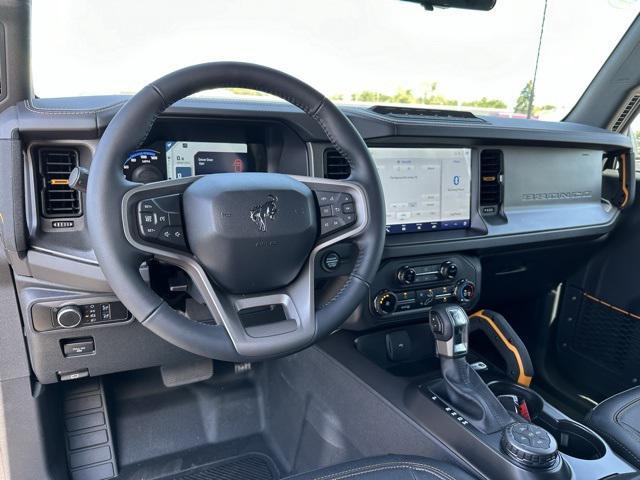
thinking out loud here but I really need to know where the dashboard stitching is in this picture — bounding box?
[23,99,125,115]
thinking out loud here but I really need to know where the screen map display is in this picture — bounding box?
[165,141,251,179]
[371,148,471,234]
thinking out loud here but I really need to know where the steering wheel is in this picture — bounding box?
[86,62,385,361]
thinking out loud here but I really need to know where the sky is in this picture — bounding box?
[31,0,640,117]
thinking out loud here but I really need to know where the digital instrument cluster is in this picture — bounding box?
[123,141,254,184]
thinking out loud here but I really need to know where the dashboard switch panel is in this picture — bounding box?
[32,301,131,332]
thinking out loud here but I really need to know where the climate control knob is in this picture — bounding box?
[454,280,476,303]
[440,261,458,279]
[56,305,82,329]
[396,266,417,285]
[373,291,398,316]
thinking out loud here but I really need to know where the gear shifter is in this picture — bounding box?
[429,304,514,434]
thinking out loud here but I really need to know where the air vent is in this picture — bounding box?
[324,149,351,179]
[610,91,640,132]
[37,148,82,218]
[370,106,484,123]
[479,149,503,214]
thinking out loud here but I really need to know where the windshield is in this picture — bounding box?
[32,0,639,121]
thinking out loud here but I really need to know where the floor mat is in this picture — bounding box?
[158,453,279,480]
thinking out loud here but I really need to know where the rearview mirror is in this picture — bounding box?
[402,0,496,11]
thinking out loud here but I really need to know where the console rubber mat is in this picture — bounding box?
[158,453,279,480]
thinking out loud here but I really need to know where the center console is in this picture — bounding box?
[322,306,637,480]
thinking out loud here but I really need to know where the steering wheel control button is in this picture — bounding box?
[315,191,358,237]
[158,226,187,248]
[502,422,558,469]
[323,251,341,271]
[320,205,333,217]
[137,194,188,250]
[56,305,83,329]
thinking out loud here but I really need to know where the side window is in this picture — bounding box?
[629,115,640,171]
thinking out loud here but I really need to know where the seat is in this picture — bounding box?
[284,455,476,480]
[586,386,640,468]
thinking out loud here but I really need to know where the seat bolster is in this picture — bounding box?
[586,386,640,468]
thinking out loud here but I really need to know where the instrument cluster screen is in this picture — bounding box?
[371,147,471,234]
[165,141,252,179]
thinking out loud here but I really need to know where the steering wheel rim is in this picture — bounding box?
[87,62,385,361]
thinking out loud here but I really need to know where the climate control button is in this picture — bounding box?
[454,280,476,303]
[397,266,417,285]
[373,291,398,316]
[440,261,458,279]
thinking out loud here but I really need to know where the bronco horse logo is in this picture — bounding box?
[249,194,278,232]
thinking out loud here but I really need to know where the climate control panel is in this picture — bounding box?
[370,255,480,320]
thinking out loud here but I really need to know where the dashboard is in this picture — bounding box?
[2,96,634,383]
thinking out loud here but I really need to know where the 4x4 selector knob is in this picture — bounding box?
[397,266,417,285]
[440,261,458,279]
[373,291,398,316]
[56,305,82,328]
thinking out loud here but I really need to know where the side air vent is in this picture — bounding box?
[479,149,503,215]
[324,149,351,179]
[370,106,484,123]
[610,91,640,132]
[37,148,82,217]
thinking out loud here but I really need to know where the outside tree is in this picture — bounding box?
[462,97,507,109]
[514,81,533,114]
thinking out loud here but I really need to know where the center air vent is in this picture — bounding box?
[479,149,503,214]
[324,149,351,179]
[37,148,82,218]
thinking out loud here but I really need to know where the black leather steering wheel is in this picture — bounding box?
[86,62,385,361]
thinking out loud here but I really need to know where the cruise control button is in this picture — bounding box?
[139,211,155,224]
[156,211,169,227]
[139,200,156,212]
[140,224,160,238]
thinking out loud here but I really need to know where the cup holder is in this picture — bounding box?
[543,419,606,460]
[487,381,606,460]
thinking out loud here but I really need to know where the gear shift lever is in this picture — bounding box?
[429,304,513,434]
[429,303,469,359]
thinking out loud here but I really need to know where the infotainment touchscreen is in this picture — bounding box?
[370,148,471,234]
